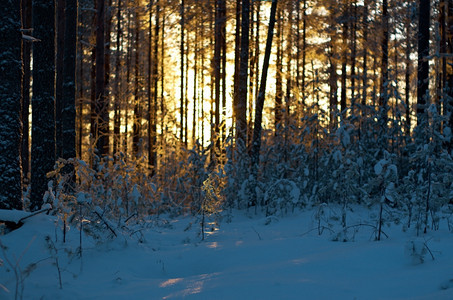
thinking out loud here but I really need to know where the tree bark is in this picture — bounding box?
[0,0,23,209]
[180,0,185,144]
[417,0,430,124]
[379,0,389,129]
[114,0,123,155]
[237,0,250,145]
[362,1,368,109]
[233,0,241,137]
[56,0,66,158]
[250,0,278,172]
[274,6,283,131]
[340,3,348,116]
[132,9,141,157]
[21,0,32,183]
[95,0,108,156]
[31,0,56,210]
[61,0,78,162]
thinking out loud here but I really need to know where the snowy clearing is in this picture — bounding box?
[1,208,453,300]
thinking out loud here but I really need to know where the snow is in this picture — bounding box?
[1,208,453,299]
[0,209,31,223]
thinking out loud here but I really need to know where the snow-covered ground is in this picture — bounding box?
[1,207,453,299]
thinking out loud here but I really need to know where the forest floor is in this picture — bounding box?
[1,206,453,299]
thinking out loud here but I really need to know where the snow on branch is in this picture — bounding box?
[21,34,41,42]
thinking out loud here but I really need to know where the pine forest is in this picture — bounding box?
[1,0,453,298]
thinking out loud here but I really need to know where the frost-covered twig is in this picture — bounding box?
[251,226,262,240]
[93,207,117,237]
[45,236,62,289]
[300,226,335,237]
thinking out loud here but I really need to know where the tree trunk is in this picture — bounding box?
[237,0,250,145]
[95,0,108,156]
[133,9,141,157]
[362,1,368,109]
[340,4,348,116]
[250,0,278,173]
[148,0,154,166]
[0,0,23,209]
[221,0,227,145]
[274,6,283,131]
[125,2,131,154]
[249,0,261,145]
[233,0,241,136]
[31,0,56,211]
[114,0,123,155]
[379,0,389,130]
[302,0,307,107]
[193,23,198,145]
[21,0,32,183]
[213,0,223,156]
[405,10,411,132]
[62,0,78,162]
[448,0,453,143]
[56,0,66,158]
[417,0,430,124]
[180,0,185,144]
[161,12,165,142]
[151,1,159,170]
[350,1,357,106]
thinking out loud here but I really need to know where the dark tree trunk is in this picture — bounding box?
[237,0,250,145]
[350,1,357,105]
[161,12,165,142]
[444,0,453,153]
[90,0,97,154]
[200,11,205,145]
[21,0,32,182]
[31,0,56,211]
[233,0,241,136]
[340,5,348,116]
[417,0,430,124]
[285,1,293,121]
[124,2,132,154]
[61,0,78,162]
[180,0,185,144]
[193,19,198,144]
[250,0,278,172]
[362,1,368,109]
[329,26,338,128]
[440,0,447,103]
[0,0,23,209]
[133,10,141,157]
[77,24,83,158]
[184,34,189,146]
[275,6,283,131]
[380,0,389,129]
[114,0,123,155]
[95,0,108,156]
[295,0,300,103]
[90,44,96,157]
[405,11,411,132]
[151,1,159,170]
[221,0,226,145]
[249,0,260,144]
[448,0,453,141]
[213,0,223,155]
[147,0,154,166]
[302,0,307,107]
[56,0,65,158]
